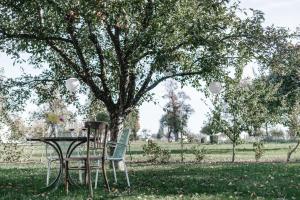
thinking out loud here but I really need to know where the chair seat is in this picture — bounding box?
[65,156,103,161]
[68,165,101,170]
[106,157,123,161]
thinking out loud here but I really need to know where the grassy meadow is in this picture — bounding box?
[0,141,300,199]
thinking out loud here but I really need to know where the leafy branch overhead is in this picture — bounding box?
[0,0,292,140]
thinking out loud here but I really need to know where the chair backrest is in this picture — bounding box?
[112,128,131,159]
[85,121,109,156]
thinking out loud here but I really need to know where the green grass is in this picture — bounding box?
[1,141,300,199]
[1,162,300,199]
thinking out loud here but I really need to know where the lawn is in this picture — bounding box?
[1,141,300,199]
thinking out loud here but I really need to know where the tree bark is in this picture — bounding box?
[287,140,300,162]
[232,142,236,163]
[109,111,125,142]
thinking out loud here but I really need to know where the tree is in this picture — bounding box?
[0,0,289,141]
[240,77,282,137]
[209,76,281,162]
[161,80,194,141]
[260,43,300,161]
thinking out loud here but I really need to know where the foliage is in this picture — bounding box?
[209,78,274,161]
[142,140,171,163]
[266,44,300,114]
[200,122,215,135]
[241,78,282,136]
[0,0,289,142]
[253,141,264,162]
[270,129,285,138]
[96,112,110,123]
[159,149,171,163]
[191,145,206,162]
[0,143,23,162]
[142,140,161,162]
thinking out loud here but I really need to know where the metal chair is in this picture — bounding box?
[106,128,131,187]
[64,121,110,198]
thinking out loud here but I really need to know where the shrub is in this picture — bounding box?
[142,140,162,162]
[0,143,23,162]
[253,141,264,162]
[191,146,206,162]
[142,141,171,163]
[159,149,171,163]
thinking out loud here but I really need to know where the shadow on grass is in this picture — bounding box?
[1,162,300,199]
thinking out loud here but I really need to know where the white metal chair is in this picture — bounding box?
[104,128,131,187]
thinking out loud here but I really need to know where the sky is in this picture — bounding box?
[1,0,300,135]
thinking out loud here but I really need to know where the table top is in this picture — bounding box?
[26,137,94,142]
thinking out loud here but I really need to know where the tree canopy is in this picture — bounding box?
[0,0,290,139]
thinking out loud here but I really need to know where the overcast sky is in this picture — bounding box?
[1,0,299,134]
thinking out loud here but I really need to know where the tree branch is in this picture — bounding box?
[146,71,204,93]
[133,67,154,105]
[0,29,72,43]
[87,21,110,95]
[106,23,129,107]
[46,40,83,78]
[66,22,89,70]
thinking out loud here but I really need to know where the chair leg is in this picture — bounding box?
[124,162,130,187]
[46,161,51,186]
[94,160,100,189]
[84,160,88,185]
[65,161,69,194]
[112,161,117,183]
[78,161,83,184]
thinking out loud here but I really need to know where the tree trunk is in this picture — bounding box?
[287,140,300,162]
[167,128,171,142]
[174,132,179,141]
[232,142,236,163]
[109,111,125,142]
[265,123,268,137]
[180,131,184,162]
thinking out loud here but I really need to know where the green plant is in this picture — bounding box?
[142,141,171,163]
[0,143,23,162]
[142,140,161,162]
[191,146,206,162]
[253,141,264,162]
[159,149,171,163]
